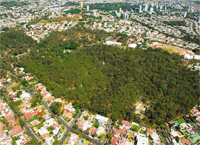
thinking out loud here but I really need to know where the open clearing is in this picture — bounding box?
[148,43,195,56]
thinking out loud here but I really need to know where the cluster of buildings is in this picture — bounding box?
[0,75,32,145]
[0,62,200,145]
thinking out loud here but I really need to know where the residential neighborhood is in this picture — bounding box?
[0,0,200,144]
[0,64,200,145]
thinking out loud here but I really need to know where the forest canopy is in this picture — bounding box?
[1,29,199,126]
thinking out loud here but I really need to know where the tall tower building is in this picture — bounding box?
[149,7,153,14]
[80,1,83,9]
[119,8,122,13]
[139,5,142,13]
[87,5,89,11]
[197,18,200,23]
[144,3,148,11]
[183,12,187,18]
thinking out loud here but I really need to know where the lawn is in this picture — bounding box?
[161,46,182,54]
[28,115,38,123]
[131,125,140,132]
[177,118,186,124]
[139,129,147,135]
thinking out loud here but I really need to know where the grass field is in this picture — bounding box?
[160,46,182,54]
[177,118,187,124]
[39,15,81,24]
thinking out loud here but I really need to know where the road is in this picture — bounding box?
[159,129,169,145]
[190,122,200,134]
[1,81,39,143]
[59,111,80,145]
[10,72,101,145]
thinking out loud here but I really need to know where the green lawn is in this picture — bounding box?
[139,129,147,135]
[28,115,38,123]
[177,118,186,124]
[131,125,140,132]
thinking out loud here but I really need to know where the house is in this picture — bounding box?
[190,108,199,116]
[43,114,51,120]
[126,38,135,44]
[44,118,55,127]
[147,128,161,144]
[121,120,132,128]
[24,110,35,120]
[95,114,109,125]
[30,119,40,126]
[21,101,31,109]
[53,127,60,136]
[136,134,148,145]
[64,103,76,114]
[47,97,55,103]
[96,126,106,137]
[110,137,118,145]
[38,127,49,140]
[20,91,31,100]
[37,112,43,117]
[5,113,14,122]
[113,127,126,137]
[180,139,192,145]
[89,127,97,136]
[45,136,54,145]
[0,131,12,145]
[9,125,23,137]
[8,118,18,127]
[63,112,73,119]
[68,133,79,145]
[0,122,5,130]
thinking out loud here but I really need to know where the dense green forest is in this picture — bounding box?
[0,1,28,8]
[163,20,186,26]
[0,29,199,126]
[88,3,136,11]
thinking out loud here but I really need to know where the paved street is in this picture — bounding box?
[1,81,39,143]
[10,72,101,145]
[190,122,200,134]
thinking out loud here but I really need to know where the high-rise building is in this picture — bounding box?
[164,5,167,11]
[197,18,200,23]
[80,1,83,9]
[183,12,187,18]
[124,13,129,20]
[149,7,153,14]
[144,3,148,11]
[119,8,122,13]
[87,5,89,11]
[139,5,142,13]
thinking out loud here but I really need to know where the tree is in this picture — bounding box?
[73,124,78,130]
[16,91,22,97]
[99,133,106,140]
[21,79,28,86]
[25,139,38,145]
[50,102,62,115]
[107,132,114,139]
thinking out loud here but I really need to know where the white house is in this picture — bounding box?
[96,126,106,136]
[20,91,31,100]
[136,134,148,145]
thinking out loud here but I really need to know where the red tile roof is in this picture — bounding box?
[5,113,14,121]
[113,127,126,135]
[47,97,55,103]
[24,112,34,120]
[121,120,132,127]
[89,127,97,135]
[36,112,43,117]
[9,125,23,136]
[52,123,60,129]
[111,137,118,145]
